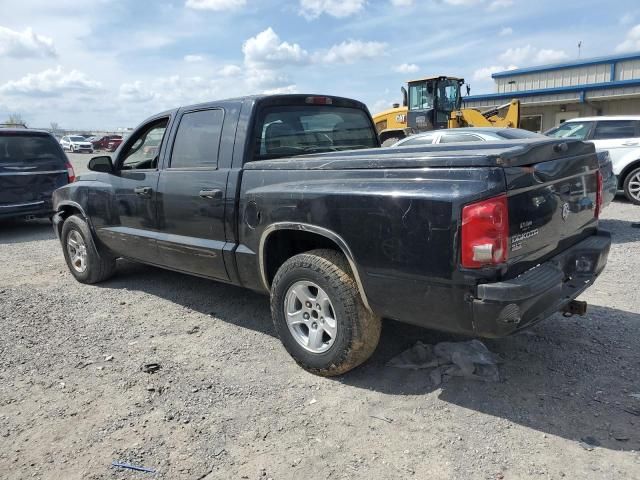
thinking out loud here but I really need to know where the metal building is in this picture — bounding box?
[463,51,640,132]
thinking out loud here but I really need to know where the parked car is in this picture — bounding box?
[546,116,640,205]
[92,135,122,151]
[106,137,123,152]
[393,127,616,209]
[52,94,610,375]
[390,127,544,146]
[1,128,75,220]
[60,135,94,153]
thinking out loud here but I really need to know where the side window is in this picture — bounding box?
[439,133,484,143]
[592,120,637,140]
[402,134,435,146]
[546,122,593,140]
[170,109,224,169]
[119,119,168,170]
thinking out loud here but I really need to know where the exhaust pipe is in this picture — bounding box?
[562,300,587,317]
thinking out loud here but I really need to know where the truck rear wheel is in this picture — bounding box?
[270,249,381,376]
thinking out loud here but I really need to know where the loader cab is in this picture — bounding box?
[407,76,463,132]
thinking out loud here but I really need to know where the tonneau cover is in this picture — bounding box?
[245,138,594,170]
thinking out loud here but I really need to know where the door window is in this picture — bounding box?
[439,133,484,143]
[119,119,168,170]
[592,120,638,140]
[170,109,224,169]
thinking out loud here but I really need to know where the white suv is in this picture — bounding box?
[546,116,640,204]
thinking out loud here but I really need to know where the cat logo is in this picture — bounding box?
[561,202,570,221]
[395,114,407,123]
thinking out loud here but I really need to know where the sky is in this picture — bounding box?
[1,0,640,130]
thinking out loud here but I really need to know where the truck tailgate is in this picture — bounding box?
[503,141,600,277]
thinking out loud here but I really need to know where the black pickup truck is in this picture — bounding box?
[52,94,611,375]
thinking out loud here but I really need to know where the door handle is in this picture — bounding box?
[134,186,152,197]
[622,141,638,146]
[199,188,223,200]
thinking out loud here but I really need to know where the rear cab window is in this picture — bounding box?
[0,133,65,168]
[252,97,378,160]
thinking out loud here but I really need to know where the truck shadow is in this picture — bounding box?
[598,218,640,244]
[97,262,639,452]
[340,305,640,452]
[0,218,56,245]
[99,259,276,338]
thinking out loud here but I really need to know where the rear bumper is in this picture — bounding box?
[472,231,611,337]
[0,200,53,220]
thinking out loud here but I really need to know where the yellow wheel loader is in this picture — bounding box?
[373,76,520,146]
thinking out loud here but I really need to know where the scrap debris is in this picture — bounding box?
[386,339,502,385]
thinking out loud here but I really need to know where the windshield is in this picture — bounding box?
[69,136,85,142]
[0,134,64,164]
[254,105,378,160]
[408,82,433,111]
[436,79,461,112]
[495,129,545,139]
[546,122,593,140]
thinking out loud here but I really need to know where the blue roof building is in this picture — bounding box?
[463,52,640,132]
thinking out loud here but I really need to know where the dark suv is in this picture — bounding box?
[0,128,74,220]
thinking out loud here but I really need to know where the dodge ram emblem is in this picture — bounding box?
[561,202,570,221]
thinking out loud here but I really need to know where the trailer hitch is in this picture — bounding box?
[562,300,587,317]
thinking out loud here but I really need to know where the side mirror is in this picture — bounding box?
[88,155,114,173]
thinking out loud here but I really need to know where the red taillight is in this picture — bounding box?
[65,161,76,183]
[595,170,603,219]
[461,194,509,269]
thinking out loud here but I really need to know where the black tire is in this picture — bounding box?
[623,166,640,205]
[270,249,381,376]
[61,214,116,284]
[381,136,401,147]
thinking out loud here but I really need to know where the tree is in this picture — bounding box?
[5,113,26,127]
[50,122,60,134]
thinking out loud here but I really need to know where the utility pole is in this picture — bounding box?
[578,41,582,59]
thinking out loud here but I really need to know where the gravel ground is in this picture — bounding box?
[1,156,639,479]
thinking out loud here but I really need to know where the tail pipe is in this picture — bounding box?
[561,300,587,317]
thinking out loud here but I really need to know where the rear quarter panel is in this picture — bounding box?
[236,166,505,334]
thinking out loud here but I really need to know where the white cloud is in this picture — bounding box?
[263,85,298,94]
[119,81,156,103]
[499,27,513,36]
[499,45,567,65]
[0,26,56,58]
[185,0,246,11]
[390,0,413,5]
[535,48,569,63]
[299,0,365,19]
[620,13,636,25]
[487,0,513,10]
[443,0,481,5]
[616,24,640,52]
[393,63,419,73]
[472,65,517,82]
[243,27,308,67]
[317,40,387,64]
[184,54,204,62]
[0,66,102,97]
[220,64,242,77]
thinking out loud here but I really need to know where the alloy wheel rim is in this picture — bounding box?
[284,280,337,354]
[629,172,640,202]
[66,230,88,273]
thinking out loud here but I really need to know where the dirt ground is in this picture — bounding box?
[1,154,639,479]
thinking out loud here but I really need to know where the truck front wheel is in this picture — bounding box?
[270,249,381,376]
